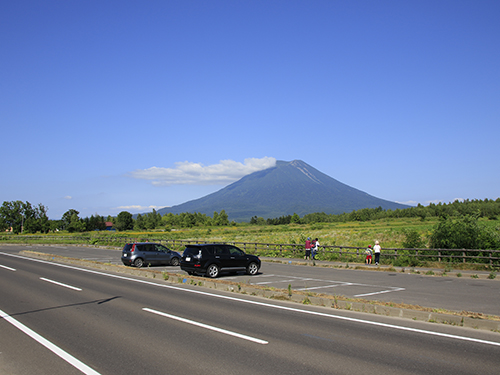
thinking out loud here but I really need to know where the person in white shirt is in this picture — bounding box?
[312,238,319,260]
[373,240,381,265]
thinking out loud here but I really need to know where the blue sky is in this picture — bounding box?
[1,0,499,220]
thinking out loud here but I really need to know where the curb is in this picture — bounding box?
[19,250,500,333]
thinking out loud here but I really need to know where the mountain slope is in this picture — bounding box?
[157,160,410,221]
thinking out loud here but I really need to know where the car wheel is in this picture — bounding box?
[246,262,259,275]
[134,258,144,268]
[170,257,180,266]
[206,264,220,278]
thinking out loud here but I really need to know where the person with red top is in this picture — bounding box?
[304,237,311,260]
[365,245,373,264]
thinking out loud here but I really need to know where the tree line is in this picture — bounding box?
[2,199,499,250]
[250,198,500,225]
[0,201,231,234]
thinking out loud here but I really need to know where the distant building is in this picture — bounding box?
[105,222,114,231]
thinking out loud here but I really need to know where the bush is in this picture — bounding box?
[430,214,500,250]
[402,229,425,249]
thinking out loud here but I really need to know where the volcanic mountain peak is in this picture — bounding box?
[157,160,409,221]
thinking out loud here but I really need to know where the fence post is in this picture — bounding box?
[463,250,466,263]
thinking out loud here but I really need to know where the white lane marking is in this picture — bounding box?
[0,308,101,375]
[258,274,405,295]
[355,288,406,297]
[40,277,82,291]
[143,308,268,345]
[260,274,404,295]
[297,283,354,291]
[2,251,499,348]
[255,278,304,285]
[0,264,16,271]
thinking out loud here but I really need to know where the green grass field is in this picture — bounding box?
[5,217,499,250]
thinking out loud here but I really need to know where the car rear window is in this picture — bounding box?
[123,244,133,252]
[183,246,201,256]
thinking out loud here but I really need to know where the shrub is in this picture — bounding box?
[402,229,425,248]
[430,214,500,250]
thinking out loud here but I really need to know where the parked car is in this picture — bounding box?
[121,242,181,268]
[180,243,261,278]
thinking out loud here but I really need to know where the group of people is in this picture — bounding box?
[365,240,381,265]
[304,237,320,260]
[303,237,382,265]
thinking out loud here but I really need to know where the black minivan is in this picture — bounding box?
[180,244,260,278]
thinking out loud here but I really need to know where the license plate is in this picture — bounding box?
[186,257,191,262]
[123,254,127,257]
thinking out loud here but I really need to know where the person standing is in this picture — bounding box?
[312,238,320,260]
[305,237,311,260]
[365,245,372,264]
[373,240,381,265]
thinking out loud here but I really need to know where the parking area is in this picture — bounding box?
[224,273,405,298]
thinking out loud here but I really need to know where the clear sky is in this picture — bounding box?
[1,0,499,220]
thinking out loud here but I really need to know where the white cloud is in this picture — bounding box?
[128,157,277,186]
[64,196,72,200]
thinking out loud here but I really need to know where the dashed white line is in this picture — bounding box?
[0,309,101,375]
[143,308,268,345]
[40,277,82,291]
[0,264,16,271]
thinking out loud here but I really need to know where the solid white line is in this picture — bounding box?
[2,251,500,347]
[40,277,82,291]
[0,264,16,271]
[296,283,349,291]
[255,278,300,285]
[0,309,101,375]
[355,288,406,297]
[143,308,268,345]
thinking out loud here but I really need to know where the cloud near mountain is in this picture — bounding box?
[128,157,277,186]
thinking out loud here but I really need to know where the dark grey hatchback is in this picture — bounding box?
[121,242,181,268]
[180,243,261,278]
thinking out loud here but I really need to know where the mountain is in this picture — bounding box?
[157,160,410,222]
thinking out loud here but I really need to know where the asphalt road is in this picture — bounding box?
[3,244,499,315]
[1,251,500,375]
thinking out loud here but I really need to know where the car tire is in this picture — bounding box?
[134,258,144,268]
[171,257,180,266]
[206,264,220,278]
[246,262,259,275]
